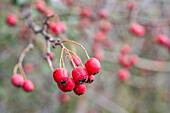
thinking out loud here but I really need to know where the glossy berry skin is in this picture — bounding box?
[53,68,69,84]
[6,14,18,26]
[73,83,86,95]
[50,22,66,35]
[118,69,130,81]
[80,8,92,17]
[63,77,75,91]
[130,55,139,65]
[85,57,101,75]
[156,34,169,45]
[72,55,82,66]
[130,23,145,37]
[86,75,95,83]
[22,80,34,92]
[57,83,66,92]
[35,1,46,11]
[98,9,108,18]
[121,44,131,54]
[11,74,24,87]
[72,66,88,84]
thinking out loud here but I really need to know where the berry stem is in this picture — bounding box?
[19,67,27,80]
[62,39,90,59]
[59,48,64,68]
[13,63,19,75]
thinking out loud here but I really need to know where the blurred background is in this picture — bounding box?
[1,0,170,113]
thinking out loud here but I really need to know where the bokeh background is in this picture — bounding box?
[0,0,170,113]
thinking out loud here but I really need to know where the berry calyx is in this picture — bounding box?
[6,14,18,26]
[86,75,95,83]
[63,77,75,92]
[72,66,88,84]
[11,74,24,87]
[53,68,69,84]
[22,80,34,92]
[73,83,86,95]
[85,57,101,75]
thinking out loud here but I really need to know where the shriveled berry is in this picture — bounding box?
[73,83,86,95]
[85,57,101,75]
[86,75,95,83]
[72,66,88,84]
[23,80,34,92]
[130,23,145,37]
[11,74,24,87]
[6,14,18,26]
[53,68,69,84]
[118,69,130,81]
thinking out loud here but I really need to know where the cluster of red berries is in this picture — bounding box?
[11,74,34,92]
[117,44,139,81]
[53,57,101,95]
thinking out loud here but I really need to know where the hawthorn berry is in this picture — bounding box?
[156,34,169,45]
[73,83,86,95]
[121,44,131,54]
[98,9,108,19]
[53,68,69,84]
[6,14,18,26]
[94,31,106,42]
[86,75,95,83]
[72,66,88,84]
[71,55,82,66]
[35,1,46,11]
[85,57,101,75]
[11,74,24,87]
[130,23,146,37]
[118,69,130,81]
[63,77,75,92]
[80,8,92,17]
[118,55,131,68]
[50,22,66,35]
[23,80,34,92]
[57,77,75,92]
[59,92,70,103]
[130,55,139,65]
[127,1,136,10]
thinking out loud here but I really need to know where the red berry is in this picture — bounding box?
[24,63,34,73]
[98,9,108,18]
[118,69,130,81]
[23,80,34,92]
[63,77,75,92]
[86,75,95,83]
[73,83,86,95]
[72,66,88,84]
[6,14,18,26]
[130,55,139,65]
[49,52,55,60]
[35,1,46,11]
[71,55,82,66]
[53,68,69,84]
[80,8,92,17]
[50,22,66,35]
[118,55,131,68]
[59,92,70,103]
[11,74,24,87]
[127,1,136,10]
[85,57,101,75]
[100,21,112,32]
[121,44,131,54]
[57,83,66,92]
[156,34,169,45]
[130,23,145,37]
[94,31,106,42]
